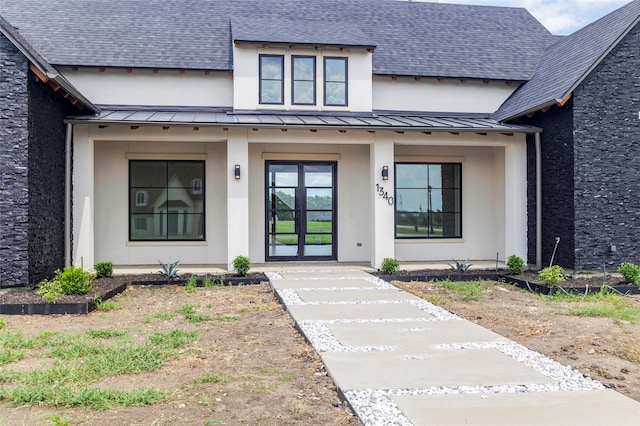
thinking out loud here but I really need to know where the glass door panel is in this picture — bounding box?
[303,164,334,259]
[267,165,299,258]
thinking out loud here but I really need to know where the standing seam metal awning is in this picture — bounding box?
[65,109,541,133]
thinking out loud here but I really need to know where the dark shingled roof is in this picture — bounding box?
[231,17,375,49]
[495,0,640,121]
[0,15,100,112]
[0,0,553,81]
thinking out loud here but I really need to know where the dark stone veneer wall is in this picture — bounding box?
[525,101,576,269]
[1,33,30,286]
[1,33,72,287]
[523,23,640,270]
[572,23,640,269]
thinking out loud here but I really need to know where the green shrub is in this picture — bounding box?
[506,255,525,275]
[232,256,251,277]
[37,279,64,303]
[55,266,93,295]
[94,261,113,278]
[618,262,640,285]
[538,265,566,287]
[380,257,400,275]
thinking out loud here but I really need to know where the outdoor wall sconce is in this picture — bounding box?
[381,166,389,180]
[235,164,241,180]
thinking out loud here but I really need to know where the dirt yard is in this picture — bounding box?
[0,283,361,426]
[2,275,639,425]
[394,279,640,403]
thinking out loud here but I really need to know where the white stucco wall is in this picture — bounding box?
[392,131,526,263]
[233,46,372,112]
[246,135,372,263]
[58,67,233,107]
[372,76,520,114]
[57,64,516,115]
[74,123,526,268]
[75,125,229,267]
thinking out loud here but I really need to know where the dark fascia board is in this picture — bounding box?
[0,15,100,114]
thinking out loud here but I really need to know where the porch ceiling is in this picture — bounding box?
[66,108,541,133]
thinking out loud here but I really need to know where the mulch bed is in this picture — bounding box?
[0,272,268,315]
[376,269,640,295]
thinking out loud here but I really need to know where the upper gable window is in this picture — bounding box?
[259,55,284,104]
[324,57,348,106]
[292,56,316,105]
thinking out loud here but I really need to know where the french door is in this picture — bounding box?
[265,161,337,261]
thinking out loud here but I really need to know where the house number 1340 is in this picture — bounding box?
[376,184,394,206]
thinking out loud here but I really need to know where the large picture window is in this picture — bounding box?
[292,55,316,105]
[259,54,284,104]
[324,57,347,106]
[395,163,461,238]
[129,160,205,241]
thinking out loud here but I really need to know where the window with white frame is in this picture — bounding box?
[129,160,205,241]
[395,163,462,238]
[324,57,347,106]
[259,54,284,104]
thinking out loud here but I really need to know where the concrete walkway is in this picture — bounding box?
[266,267,640,426]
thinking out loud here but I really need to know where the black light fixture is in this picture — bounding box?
[234,164,241,180]
[381,166,389,180]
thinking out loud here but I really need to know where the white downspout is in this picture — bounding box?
[65,123,72,267]
[535,131,542,270]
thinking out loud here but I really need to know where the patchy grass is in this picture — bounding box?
[86,328,127,339]
[193,372,232,385]
[433,279,491,301]
[0,324,171,409]
[143,311,177,323]
[0,348,24,365]
[94,298,118,311]
[213,315,240,323]
[547,288,640,322]
[148,329,199,349]
[47,415,70,426]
